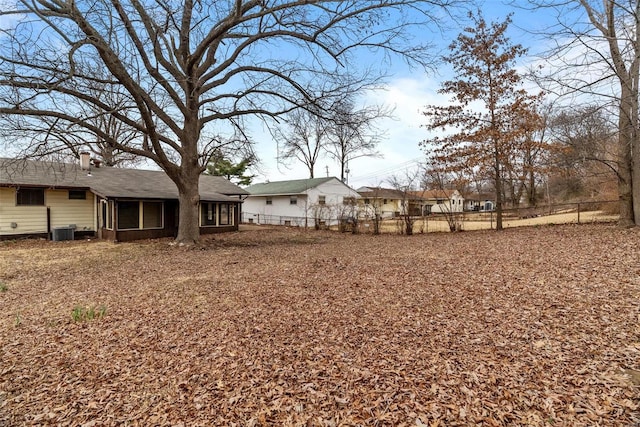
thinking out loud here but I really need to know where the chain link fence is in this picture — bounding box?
[242,200,620,234]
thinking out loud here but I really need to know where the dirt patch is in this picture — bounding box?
[1,224,639,425]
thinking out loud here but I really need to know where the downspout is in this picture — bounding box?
[47,206,51,240]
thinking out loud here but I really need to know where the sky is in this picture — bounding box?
[0,0,584,187]
[250,0,559,188]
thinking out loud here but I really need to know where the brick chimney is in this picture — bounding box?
[80,152,91,170]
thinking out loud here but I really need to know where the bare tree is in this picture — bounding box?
[388,170,421,235]
[529,0,639,226]
[357,184,386,234]
[0,71,143,167]
[546,105,620,201]
[422,161,464,231]
[325,95,389,183]
[0,0,458,244]
[273,106,327,179]
[422,11,543,230]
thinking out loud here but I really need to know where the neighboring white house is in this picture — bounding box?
[417,189,465,214]
[243,177,360,227]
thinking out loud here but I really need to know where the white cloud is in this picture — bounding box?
[249,74,453,188]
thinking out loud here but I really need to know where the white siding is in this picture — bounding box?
[243,178,360,225]
[243,195,310,225]
[427,190,464,213]
[0,188,96,236]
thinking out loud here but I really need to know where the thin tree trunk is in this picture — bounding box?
[494,152,503,231]
[527,169,536,206]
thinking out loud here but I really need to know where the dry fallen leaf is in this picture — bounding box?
[0,224,639,426]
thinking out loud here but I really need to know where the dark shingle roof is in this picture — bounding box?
[0,158,248,202]
[357,187,425,201]
[245,177,336,195]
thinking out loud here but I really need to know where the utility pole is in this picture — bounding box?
[345,160,350,185]
[325,165,329,177]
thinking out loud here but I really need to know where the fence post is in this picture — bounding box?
[577,203,581,224]
[490,211,493,230]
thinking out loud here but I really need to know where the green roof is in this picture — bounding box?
[245,177,336,195]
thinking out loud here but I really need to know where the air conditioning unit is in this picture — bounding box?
[52,227,74,241]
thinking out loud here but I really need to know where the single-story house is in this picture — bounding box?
[0,155,248,241]
[243,177,360,227]
[357,187,425,218]
[414,189,465,214]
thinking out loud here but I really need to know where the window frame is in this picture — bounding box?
[290,196,297,205]
[16,187,45,206]
[142,201,164,229]
[116,201,141,230]
[343,196,356,206]
[318,195,326,205]
[68,189,87,200]
[219,203,231,225]
[101,200,114,230]
[265,197,273,205]
[116,200,165,231]
[200,202,218,227]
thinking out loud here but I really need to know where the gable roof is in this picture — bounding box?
[0,158,248,202]
[244,177,337,196]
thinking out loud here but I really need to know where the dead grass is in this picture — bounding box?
[377,210,618,234]
[1,224,639,426]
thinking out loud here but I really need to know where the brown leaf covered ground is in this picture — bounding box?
[1,224,639,426]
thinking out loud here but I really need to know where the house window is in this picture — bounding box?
[266,197,272,205]
[142,202,163,229]
[364,198,370,205]
[117,201,140,229]
[290,196,297,205]
[383,199,387,204]
[318,195,326,205]
[201,202,217,226]
[220,203,231,225]
[68,190,87,200]
[343,196,355,205]
[16,188,44,206]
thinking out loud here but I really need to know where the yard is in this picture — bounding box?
[1,224,639,426]
[373,209,618,234]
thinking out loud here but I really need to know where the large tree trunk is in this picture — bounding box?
[632,141,640,225]
[173,127,202,245]
[618,85,636,227]
[630,78,640,226]
[176,177,201,245]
